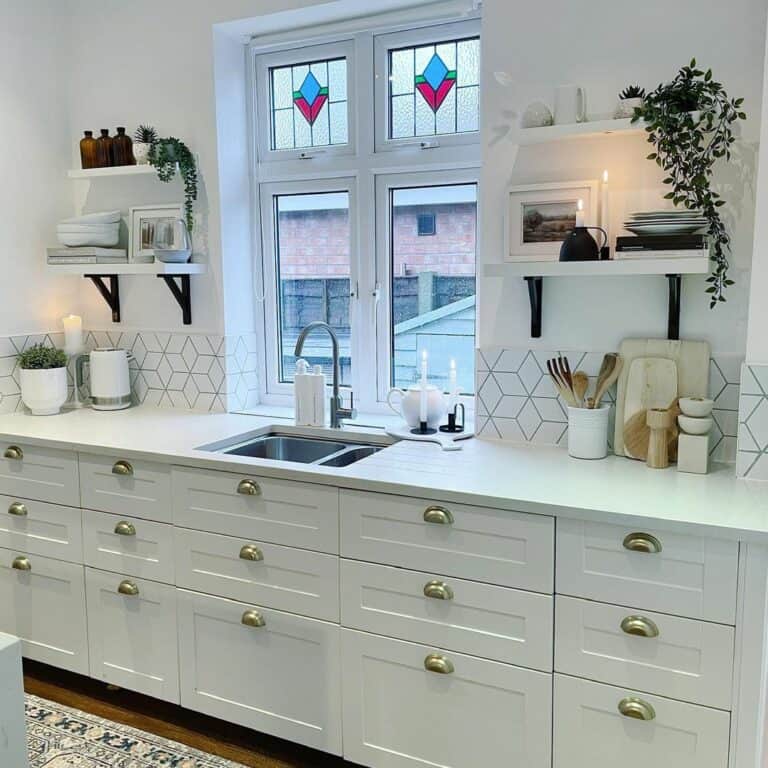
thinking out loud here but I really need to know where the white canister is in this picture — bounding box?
[293,359,315,426]
[567,405,610,459]
[89,348,132,410]
[312,365,326,427]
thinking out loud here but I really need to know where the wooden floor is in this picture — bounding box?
[23,660,354,768]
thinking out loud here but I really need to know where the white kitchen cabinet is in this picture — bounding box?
[85,567,179,703]
[0,494,82,563]
[0,546,87,674]
[0,443,79,507]
[79,454,172,523]
[0,633,27,768]
[177,589,342,754]
[555,596,734,710]
[340,490,554,592]
[175,527,339,621]
[553,674,731,768]
[83,509,175,584]
[341,629,552,768]
[556,518,739,623]
[172,466,339,554]
[341,559,552,670]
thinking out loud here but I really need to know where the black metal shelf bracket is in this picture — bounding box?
[667,273,682,341]
[86,275,120,323]
[524,276,543,338]
[158,274,192,325]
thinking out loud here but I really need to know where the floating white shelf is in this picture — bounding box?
[515,117,647,145]
[484,256,709,278]
[47,262,206,276]
[67,165,157,179]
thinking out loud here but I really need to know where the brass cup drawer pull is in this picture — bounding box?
[237,479,261,496]
[241,609,266,628]
[423,580,454,600]
[117,580,140,596]
[114,521,136,536]
[622,532,662,554]
[112,460,134,477]
[11,556,31,571]
[618,697,656,721]
[8,502,27,517]
[424,653,454,675]
[4,446,23,460]
[239,544,264,562]
[423,505,454,525]
[621,615,660,638]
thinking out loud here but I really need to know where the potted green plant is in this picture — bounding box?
[615,85,646,119]
[132,125,157,165]
[17,344,68,415]
[149,137,198,232]
[634,59,746,306]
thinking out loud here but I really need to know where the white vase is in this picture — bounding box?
[20,367,68,415]
[614,97,644,119]
[133,142,151,165]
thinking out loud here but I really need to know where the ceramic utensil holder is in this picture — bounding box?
[568,405,610,459]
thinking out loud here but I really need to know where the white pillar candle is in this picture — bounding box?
[420,350,428,424]
[62,315,83,356]
[575,199,585,228]
[601,170,610,252]
[448,358,457,408]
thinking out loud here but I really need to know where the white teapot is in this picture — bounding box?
[387,385,447,429]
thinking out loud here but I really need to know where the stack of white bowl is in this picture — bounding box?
[676,396,715,474]
[57,211,121,247]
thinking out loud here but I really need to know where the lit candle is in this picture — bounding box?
[420,350,428,425]
[62,315,83,356]
[448,358,457,408]
[575,199,585,228]
[601,170,610,254]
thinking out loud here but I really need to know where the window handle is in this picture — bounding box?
[372,283,381,326]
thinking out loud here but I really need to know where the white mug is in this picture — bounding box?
[554,85,587,124]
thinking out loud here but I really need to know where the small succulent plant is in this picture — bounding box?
[619,85,646,100]
[17,344,67,370]
[133,125,158,144]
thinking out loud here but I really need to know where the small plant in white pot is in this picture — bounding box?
[18,344,68,415]
[132,124,157,165]
[615,85,646,118]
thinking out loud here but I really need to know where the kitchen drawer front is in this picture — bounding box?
[175,528,339,621]
[555,596,734,709]
[0,443,79,507]
[85,567,179,703]
[556,519,738,623]
[83,509,174,584]
[0,547,87,674]
[172,467,339,554]
[341,559,552,670]
[340,490,553,592]
[553,674,730,768]
[0,494,82,563]
[79,454,172,523]
[177,589,342,754]
[341,629,551,768]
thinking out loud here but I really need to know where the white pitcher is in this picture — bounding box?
[387,385,447,429]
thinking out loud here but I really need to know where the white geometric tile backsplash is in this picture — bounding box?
[737,363,768,479]
[476,347,742,463]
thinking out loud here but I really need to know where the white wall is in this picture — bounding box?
[479,0,766,356]
[0,2,80,335]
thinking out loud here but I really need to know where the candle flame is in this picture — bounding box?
[603,169,609,183]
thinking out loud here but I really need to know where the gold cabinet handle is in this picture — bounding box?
[621,615,660,638]
[237,479,261,496]
[424,653,454,674]
[423,580,454,600]
[114,520,136,536]
[239,544,264,562]
[622,532,662,554]
[8,502,27,517]
[618,697,656,721]
[241,609,266,628]
[112,460,133,476]
[117,579,139,596]
[423,505,453,525]
[11,556,30,571]
[4,446,23,460]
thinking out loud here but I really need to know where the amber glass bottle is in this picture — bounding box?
[79,131,98,169]
[112,127,136,166]
[95,129,114,167]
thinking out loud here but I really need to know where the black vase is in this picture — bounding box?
[559,227,607,262]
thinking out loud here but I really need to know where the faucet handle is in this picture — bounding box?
[338,390,357,420]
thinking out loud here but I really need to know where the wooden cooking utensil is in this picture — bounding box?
[623,398,681,462]
[590,354,623,408]
[572,371,589,407]
[547,359,578,407]
[646,408,675,469]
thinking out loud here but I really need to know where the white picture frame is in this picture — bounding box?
[504,180,599,262]
[128,204,184,263]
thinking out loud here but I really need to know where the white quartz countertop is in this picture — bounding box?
[0,406,766,541]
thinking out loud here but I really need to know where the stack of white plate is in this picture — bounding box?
[57,210,121,247]
[624,210,708,235]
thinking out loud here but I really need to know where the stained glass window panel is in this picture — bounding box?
[388,37,479,140]
[269,57,348,151]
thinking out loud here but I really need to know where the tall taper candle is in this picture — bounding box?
[420,350,428,424]
[601,170,610,254]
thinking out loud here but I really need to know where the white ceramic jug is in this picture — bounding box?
[387,385,447,429]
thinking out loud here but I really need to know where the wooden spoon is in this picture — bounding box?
[590,353,623,408]
[572,371,589,407]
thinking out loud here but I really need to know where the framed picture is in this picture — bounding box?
[504,180,598,262]
[128,204,183,263]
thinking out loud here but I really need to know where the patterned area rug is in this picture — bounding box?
[26,694,245,767]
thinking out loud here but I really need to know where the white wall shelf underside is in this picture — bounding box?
[67,165,157,179]
[514,118,647,145]
[484,257,709,278]
[47,263,206,276]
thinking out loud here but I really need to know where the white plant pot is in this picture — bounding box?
[614,97,644,119]
[20,367,68,416]
[133,142,151,165]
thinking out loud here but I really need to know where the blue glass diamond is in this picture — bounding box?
[422,54,448,91]
[299,72,321,106]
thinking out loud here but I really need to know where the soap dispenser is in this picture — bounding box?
[294,359,314,426]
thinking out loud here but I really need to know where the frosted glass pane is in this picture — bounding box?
[328,58,347,101]
[294,106,312,147]
[414,45,434,73]
[415,96,434,136]
[310,61,328,87]
[292,64,309,90]
[435,42,456,70]
[272,67,293,109]
[329,101,347,144]
[435,87,456,134]
[391,94,414,138]
[273,110,294,150]
[457,86,479,132]
[312,108,330,146]
[390,49,414,96]
[457,39,479,86]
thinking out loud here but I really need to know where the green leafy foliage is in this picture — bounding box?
[133,125,158,144]
[634,59,745,307]
[148,138,198,232]
[17,344,67,370]
[619,85,646,100]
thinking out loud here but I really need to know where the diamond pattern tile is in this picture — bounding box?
[737,364,768,478]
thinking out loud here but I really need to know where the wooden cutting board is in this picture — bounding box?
[614,339,710,457]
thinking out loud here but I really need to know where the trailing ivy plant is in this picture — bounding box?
[633,59,745,307]
[149,137,198,232]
